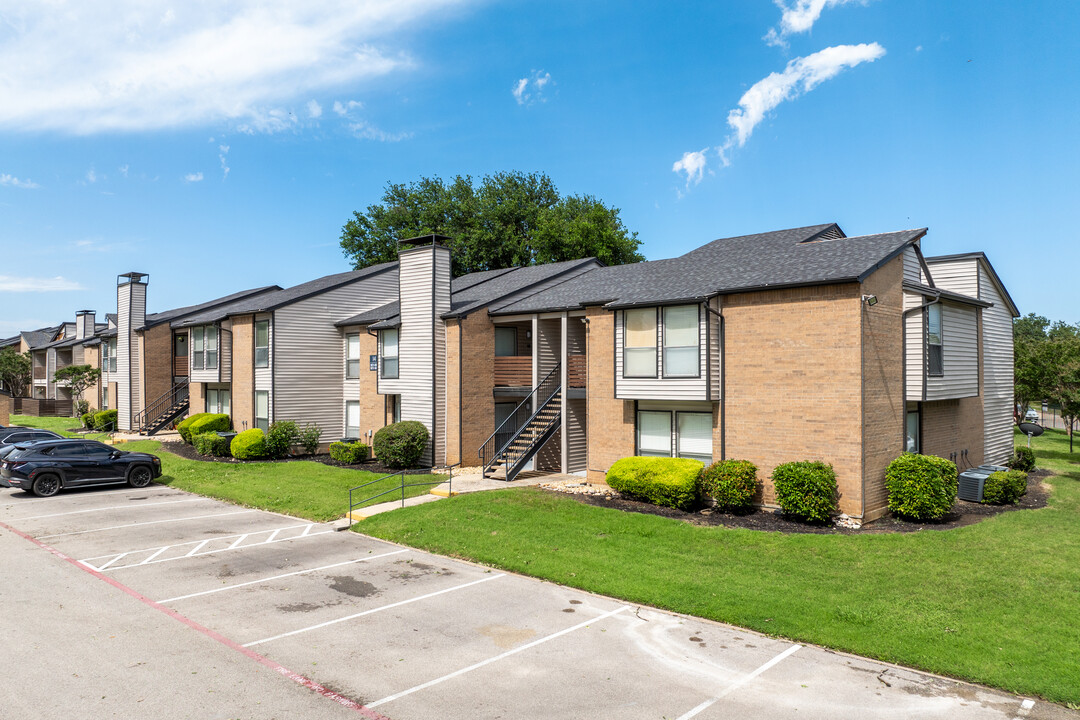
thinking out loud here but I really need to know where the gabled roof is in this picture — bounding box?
[491,224,927,314]
[925,252,1019,318]
[336,301,398,328]
[144,285,282,330]
[20,327,61,350]
[172,262,397,328]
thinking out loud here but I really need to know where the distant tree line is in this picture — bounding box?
[1015,313,1080,452]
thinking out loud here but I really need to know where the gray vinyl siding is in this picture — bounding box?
[615,305,709,400]
[924,258,979,297]
[536,319,560,380]
[434,255,449,466]
[568,398,587,473]
[980,267,1015,464]
[275,270,398,439]
[254,314,272,423]
[219,320,233,384]
[925,302,979,400]
[903,247,922,285]
[904,291,925,401]
[46,349,56,400]
[708,297,720,401]
[116,287,131,427]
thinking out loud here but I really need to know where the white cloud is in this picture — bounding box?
[672,149,709,188]
[765,0,868,47]
[512,71,552,106]
[0,1,468,134]
[183,172,204,183]
[333,99,364,116]
[307,99,323,118]
[347,121,411,142]
[85,168,99,183]
[0,275,85,292]
[0,173,39,189]
[725,43,885,148]
[219,145,230,179]
[118,164,130,177]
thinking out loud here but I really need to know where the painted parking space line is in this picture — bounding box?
[0,486,185,508]
[12,497,204,521]
[159,549,410,603]
[35,509,258,539]
[367,605,631,709]
[79,522,333,571]
[243,573,505,648]
[673,644,802,720]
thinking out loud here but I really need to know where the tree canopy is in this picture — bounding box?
[0,347,31,398]
[340,172,644,276]
[1014,313,1080,451]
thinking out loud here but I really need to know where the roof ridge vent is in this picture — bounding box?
[799,224,846,243]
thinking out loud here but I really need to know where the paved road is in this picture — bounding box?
[0,484,1073,720]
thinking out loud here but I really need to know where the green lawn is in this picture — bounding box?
[9,415,445,522]
[9,413,109,441]
[360,428,1080,706]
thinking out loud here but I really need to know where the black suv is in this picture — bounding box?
[0,439,162,497]
[0,428,63,446]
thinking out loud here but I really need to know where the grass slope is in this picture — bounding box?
[9,414,108,441]
[361,429,1080,705]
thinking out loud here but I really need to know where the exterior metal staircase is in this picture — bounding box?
[479,363,562,482]
[134,379,190,435]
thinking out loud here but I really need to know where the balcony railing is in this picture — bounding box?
[494,356,532,387]
[568,354,586,388]
[173,355,189,377]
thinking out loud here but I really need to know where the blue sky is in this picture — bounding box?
[2,0,1078,335]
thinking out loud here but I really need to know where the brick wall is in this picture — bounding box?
[722,283,864,515]
[445,319,461,465]
[0,393,10,426]
[356,329,386,445]
[140,324,174,414]
[458,311,497,468]
[921,397,984,467]
[860,255,906,520]
[585,307,635,483]
[231,315,255,431]
[82,345,101,408]
[188,381,204,418]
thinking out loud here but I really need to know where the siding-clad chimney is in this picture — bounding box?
[116,272,148,431]
[75,310,95,341]
[396,235,451,466]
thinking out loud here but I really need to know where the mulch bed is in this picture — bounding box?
[544,469,1052,535]
[158,441,435,476]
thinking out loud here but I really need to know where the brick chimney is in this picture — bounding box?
[116,272,148,431]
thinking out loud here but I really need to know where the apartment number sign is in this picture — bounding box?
[370,355,378,371]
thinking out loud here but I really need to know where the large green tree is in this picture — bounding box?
[0,347,31,398]
[340,172,643,276]
[54,364,100,416]
[1014,314,1080,451]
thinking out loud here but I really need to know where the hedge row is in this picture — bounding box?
[330,441,369,464]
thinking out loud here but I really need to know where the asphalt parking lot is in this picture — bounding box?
[0,483,1072,720]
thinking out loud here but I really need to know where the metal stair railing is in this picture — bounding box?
[499,391,561,482]
[479,362,561,478]
[134,378,190,434]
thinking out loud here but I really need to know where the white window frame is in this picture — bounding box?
[927,304,943,377]
[636,410,672,457]
[623,308,658,378]
[345,401,360,439]
[662,305,700,379]
[255,320,270,369]
[381,329,399,379]
[345,333,361,379]
[675,411,712,463]
[255,390,269,433]
[906,403,921,453]
[206,387,230,415]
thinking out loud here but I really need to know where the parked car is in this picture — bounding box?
[0,428,63,446]
[0,439,162,497]
[1024,409,1040,423]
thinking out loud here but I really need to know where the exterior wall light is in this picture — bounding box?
[862,294,878,306]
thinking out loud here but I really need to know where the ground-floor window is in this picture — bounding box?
[636,409,713,463]
[255,391,269,433]
[101,386,109,410]
[206,388,230,415]
[906,402,920,453]
[389,394,401,424]
[346,401,360,439]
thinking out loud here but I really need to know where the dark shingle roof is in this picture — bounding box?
[902,282,992,308]
[172,262,397,328]
[145,285,282,329]
[491,225,927,314]
[21,327,61,349]
[336,301,399,328]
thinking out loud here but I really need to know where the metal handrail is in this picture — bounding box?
[134,378,189,431]
[347,463,459,519]
[478,362,561,472]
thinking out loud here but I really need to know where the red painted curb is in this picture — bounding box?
[0,519,390,720]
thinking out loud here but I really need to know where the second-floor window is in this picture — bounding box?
[102,338,117,373]
[663,305,699,377]
[623,308,657,378]
[192,326,218,370]
[255,320,269,369]
[381,329,399,379]
[927,304,943,376]
[345,333,360,378]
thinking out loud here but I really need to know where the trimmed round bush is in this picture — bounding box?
[983,470,1027,505]
[700,459,759,511]
[606,457,704,510]
[885,453,958,520]
[330,441,369,464]
[177,413,209,443]
[372,421,430,468]
[230,428,267,460]
[772,461,837,523]
[1007,446,1036,472]
[265,420,299,459]
[93,409,119,431]
[186,413,230,439]
[193,431,232,458]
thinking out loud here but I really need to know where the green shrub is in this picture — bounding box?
[983,470,1028,505]
[885,453,958,520]
[193,432,232,458]
[81,410,97,430]
[606,457,704,511]
[372,421,430,468]
[772,461,837,523]
[74,399,90,417]
[265,420,299,459]
[186,413,230,439]
[93,409,119,431]
[230,428,267,460]
[700,459,759,511]
[1007,446,1036,472]
[330,441,369,464]
[177,413,208,443]
[298,424,323,455]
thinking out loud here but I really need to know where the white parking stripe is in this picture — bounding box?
[158,549,410,603]
[14,498,203,521]
[368,605,631,709]
[674,644,802,720]
[0,487,183,507]
[35,510,257,539]
[243,573,505,648]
